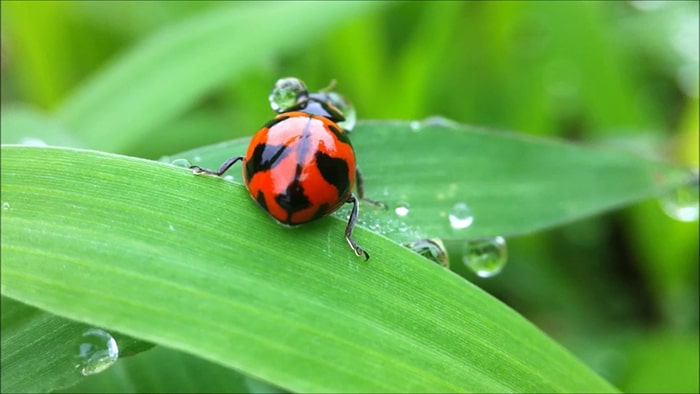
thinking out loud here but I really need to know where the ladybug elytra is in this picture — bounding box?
[191,78,370,260]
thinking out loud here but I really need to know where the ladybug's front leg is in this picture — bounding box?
[345,194,369,261]
[190,156,244,176]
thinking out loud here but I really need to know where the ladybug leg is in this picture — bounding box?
[190,156,244,176]
[355,167,386,209]
[345,194,369,261]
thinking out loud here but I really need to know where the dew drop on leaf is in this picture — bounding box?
[170,158,192,168]
[394,201,410,217]
[462,236,507,278]
[658,179,699,222]
[448,202,474,230]
[403,238,449,268]
[75,328,119,376]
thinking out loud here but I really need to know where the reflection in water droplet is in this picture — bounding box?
[448,202,474,229]
[2,202,9,210]
[403,238,449,267]
[659,181,699,222]
[409,121,421,131]
[394,201,410,217]
[171,158,192,168]
[75,328,119,376]
[223,175,234,182]
[19,137,48,146]
[462,236,507,278]
[192,156,202,163]
[269,77,307,112]
[168,223,175,231]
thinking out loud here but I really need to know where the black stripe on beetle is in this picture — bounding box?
[275,165,312,223]
[326,123,352,145]
[245,143,289,184]
[256,190,269,212]
[315,151,350,196]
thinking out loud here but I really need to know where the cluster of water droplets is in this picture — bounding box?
[387,194,507,277]
[75,328,119,376]
[346,199,423,244]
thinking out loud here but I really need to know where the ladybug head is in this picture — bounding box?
[268,77,356,131]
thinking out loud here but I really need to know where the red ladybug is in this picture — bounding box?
[191,78,370,259]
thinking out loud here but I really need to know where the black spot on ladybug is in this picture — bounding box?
[246,143,288,183]
[256,190,268,212]
[326,123,351,145]
[315,151,350,197]
[275,169,311,222]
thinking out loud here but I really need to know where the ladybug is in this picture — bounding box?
[191,77,371,260]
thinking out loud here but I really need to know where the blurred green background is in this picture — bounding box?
[1,1,698,392]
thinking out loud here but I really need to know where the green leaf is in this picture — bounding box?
[1,145,617,392]
[171,120,690,243]
[56,342,252,394]
[53,2,384,152]
[0,297,153,393]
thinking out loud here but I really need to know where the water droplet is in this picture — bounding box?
[448,202,474,229]
[269,77,307,112]
[223,175,234,182]
[659,181,699,222]
[409,121,421,131]
[75,328,119,376]
[19,137,48,146]
[394,201,410,217]
[2,202,10,210]
[420,116,458,128]
[462,236,507,278]
[403,238,449,267]
[170,158,192,168]
[168,223,175,231]
[192,155,202,163]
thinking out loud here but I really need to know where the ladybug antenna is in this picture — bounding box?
[320,79,337,93]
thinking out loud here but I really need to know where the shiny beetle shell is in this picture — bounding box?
[242,111,356,226]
